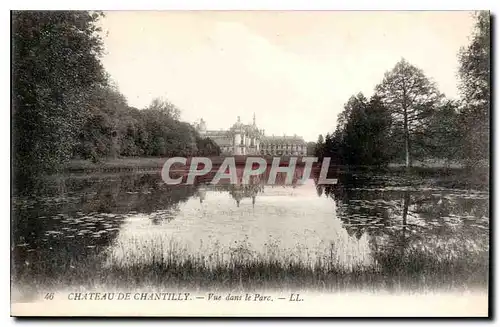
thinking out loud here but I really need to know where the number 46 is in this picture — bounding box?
[44,293,54,300]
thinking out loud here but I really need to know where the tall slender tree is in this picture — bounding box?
[315,134,325,158]
[375,59,443,169]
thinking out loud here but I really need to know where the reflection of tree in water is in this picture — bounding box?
[320,182,393,240]
[318,172,489,286]
[321,175,488,237]
[68,173,199,225]
[83,174,197,214]
[315,179,324,197]
[12,173,199,291]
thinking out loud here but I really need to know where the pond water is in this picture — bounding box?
[12,170,489,293]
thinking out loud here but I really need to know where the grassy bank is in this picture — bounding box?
[66,156,309,173]
[66,157,485,173]
[67,158,167,173]
[13,236,488,295]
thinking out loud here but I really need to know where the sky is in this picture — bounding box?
[98,11,476,142]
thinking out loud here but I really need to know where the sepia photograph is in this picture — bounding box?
[10,10,490,317]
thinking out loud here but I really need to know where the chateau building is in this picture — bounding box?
[195,114,307,156]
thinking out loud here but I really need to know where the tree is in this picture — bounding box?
[340,94,369,165]
[196,136,221,156]
[375,59,443,169]
[364,96,393,166]
[315,134,325,158]
[12,11,227,184]
[306,141,316,156]
[418,100,462,163]
[457,11,490,167]
[323,133,334,157]
[147,97,181,120]
[333,94,392,166]
[12,11,107,190]
[74,84,129,161]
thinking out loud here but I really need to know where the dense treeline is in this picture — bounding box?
[12,11,220,190]
[74,93,220,161]
[315,12,490,170]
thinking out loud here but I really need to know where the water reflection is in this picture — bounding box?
[105,177,374,273]
[12,170,489,291]
[196,183,264,208]
[318,174,488,286]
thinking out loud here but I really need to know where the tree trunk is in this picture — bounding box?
[110,131,119,159]
[401,72,412,172]
[403,102,411,171]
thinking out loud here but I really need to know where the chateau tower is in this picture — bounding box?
[197,115,306,156]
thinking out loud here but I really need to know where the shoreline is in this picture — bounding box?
[58,157,489,191]
[65,157,478,172]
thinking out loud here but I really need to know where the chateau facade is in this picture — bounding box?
[195,115,307,156]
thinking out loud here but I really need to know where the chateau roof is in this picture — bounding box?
[204,130,229,137]
[198,116,306,146]
[261,135,306,145]
[210,135,233,146]
[230,123,261,134]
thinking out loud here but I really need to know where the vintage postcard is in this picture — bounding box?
[11,10,490,317]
